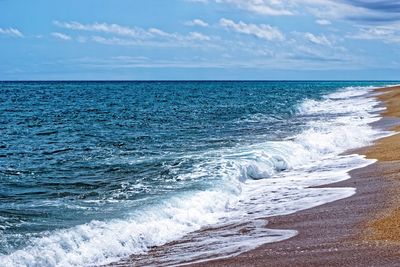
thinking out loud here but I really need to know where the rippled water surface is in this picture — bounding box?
[0,81,397,266]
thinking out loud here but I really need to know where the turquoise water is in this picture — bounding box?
[0,81,397,266]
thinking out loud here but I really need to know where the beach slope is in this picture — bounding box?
[191,86,400,267]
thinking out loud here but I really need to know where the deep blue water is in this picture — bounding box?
[0,81,398,265]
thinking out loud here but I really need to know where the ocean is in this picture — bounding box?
[0,81,397,266]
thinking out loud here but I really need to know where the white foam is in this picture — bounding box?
[1,85,391,267]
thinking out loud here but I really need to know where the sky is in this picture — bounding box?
[1,0,400,80]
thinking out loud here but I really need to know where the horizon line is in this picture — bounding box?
[1,79,399,82]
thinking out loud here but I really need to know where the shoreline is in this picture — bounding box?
[109,85,400,267]
[188,85,400,266]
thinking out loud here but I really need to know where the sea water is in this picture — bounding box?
[0,81,397,266]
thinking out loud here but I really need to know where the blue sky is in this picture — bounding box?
[1,0,400,80]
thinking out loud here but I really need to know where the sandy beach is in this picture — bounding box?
[188,85,400,266]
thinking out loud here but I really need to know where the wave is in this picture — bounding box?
[0,86,390,267]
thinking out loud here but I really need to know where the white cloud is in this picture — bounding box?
[185,19,209,27]
[349,23,400,43]
[300,0,365,20]
[91,31,212,47]
[191,0,389,23]
[303,32,332,46]
[219,18,284,41]
[187,32,211,41]
[0,27,23,37]
[214,0,293,15]
[186,0,209,3]
[54,21,145,37]
[52,32,72,41]
[91,36,132,46]
[316,19,331,25]
[53,20,214,48]
[148,27,211,41]
[148,28,171,37]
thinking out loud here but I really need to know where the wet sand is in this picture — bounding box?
[189,85,400,266]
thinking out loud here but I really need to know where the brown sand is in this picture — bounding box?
[111,86,400,267]
[363,86,400,243]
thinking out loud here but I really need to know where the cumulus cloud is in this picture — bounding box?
[51,32,72,40]
[185,19,209,27]
[219,18,284,41]
[0,27,23,37]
